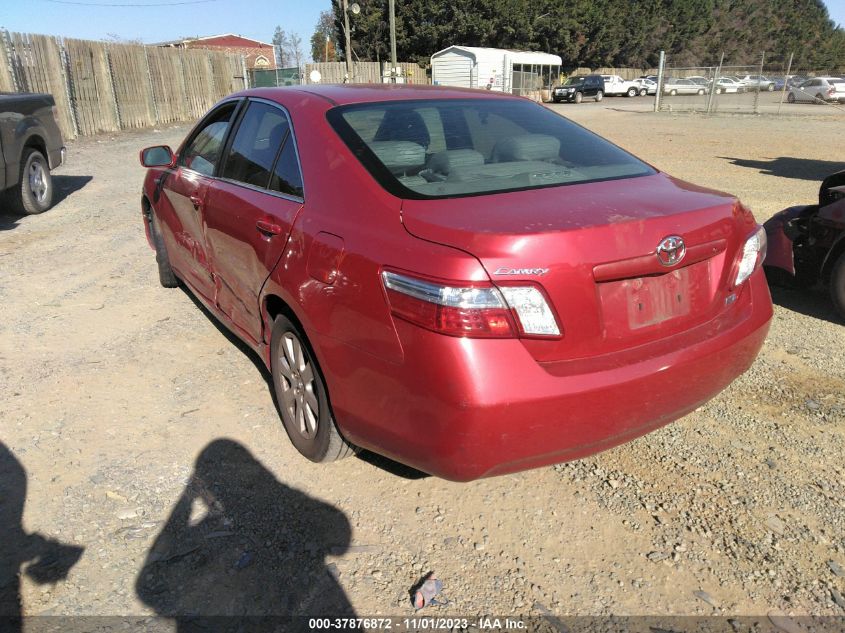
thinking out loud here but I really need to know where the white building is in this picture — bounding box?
[430,46,562,97]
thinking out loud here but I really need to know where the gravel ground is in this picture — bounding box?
[1,104,844,627]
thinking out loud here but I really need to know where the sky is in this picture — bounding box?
[1,0,844,60]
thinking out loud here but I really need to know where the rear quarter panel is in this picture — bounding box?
[259,90,489,366]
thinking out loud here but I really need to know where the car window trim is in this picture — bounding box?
[214,97,305,202]
[177,97,245,178]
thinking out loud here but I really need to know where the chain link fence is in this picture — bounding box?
[655,52,845,116]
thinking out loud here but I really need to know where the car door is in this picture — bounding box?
[203,98,305,344]
[798,79,817,101]
[159,100,241,299]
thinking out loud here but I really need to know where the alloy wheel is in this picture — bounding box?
[277,332,319,439]
[29,160,48,204]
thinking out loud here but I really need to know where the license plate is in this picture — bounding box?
[624,269,691,329]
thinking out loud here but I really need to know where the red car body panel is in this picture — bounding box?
[763,205,807,275]
[141,85,772,481]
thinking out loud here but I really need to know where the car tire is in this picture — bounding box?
[149,212,179,288]
[767,84,774,91]
[716,87,723,94]
[830,252,845,321]
[552,98,560,103]
[639,88,647,96]
[816,93,825,104]
[697,88,705,95]
[670,89,677,96]
[627,87,637,97]
[270,315,356,463]
[10,148,53,215]
[574,91,583,104]
[787,92,795,103]
[595,90,603,102]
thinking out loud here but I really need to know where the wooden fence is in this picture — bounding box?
[0,30,246,139]
[304,61,429,85]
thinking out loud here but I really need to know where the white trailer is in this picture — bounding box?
[431,46,562,99]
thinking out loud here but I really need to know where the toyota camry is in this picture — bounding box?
[139,85,772,481]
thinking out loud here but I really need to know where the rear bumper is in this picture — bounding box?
[321,269,772,481]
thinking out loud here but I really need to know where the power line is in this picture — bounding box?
[41,0,217,6]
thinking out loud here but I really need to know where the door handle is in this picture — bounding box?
[256,220,283,236]
[189,194,203,210]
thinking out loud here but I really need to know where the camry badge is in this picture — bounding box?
[494,267,550,276]
[655,236,686,267]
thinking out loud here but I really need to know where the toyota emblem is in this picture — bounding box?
[656,236,686,267]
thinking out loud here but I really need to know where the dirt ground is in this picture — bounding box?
[1,103,844,627]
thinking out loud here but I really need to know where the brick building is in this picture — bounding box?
[160,34,277,70]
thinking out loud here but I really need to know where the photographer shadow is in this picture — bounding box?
[0,443,84,631]
[136,439,356,631]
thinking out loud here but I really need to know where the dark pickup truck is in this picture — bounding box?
[1,92,65,214]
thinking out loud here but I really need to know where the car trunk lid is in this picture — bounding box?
[401,173,756,362]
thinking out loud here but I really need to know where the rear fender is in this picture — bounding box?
[763,205,811,275]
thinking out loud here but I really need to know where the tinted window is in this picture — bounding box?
[328,99,655,200]
[269,139,304,198]
[222,101,290,188]
[181,103,237,176]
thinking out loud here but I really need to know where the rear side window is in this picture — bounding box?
[222,101,290,188]
[181,103,237,176]
[269,141,304,198]
[327,99,655,200]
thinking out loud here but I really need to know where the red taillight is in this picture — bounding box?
[382,270,561,339]
[383,271,516,338]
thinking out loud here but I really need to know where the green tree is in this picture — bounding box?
[330,0,844,71]
[311,10,339,62]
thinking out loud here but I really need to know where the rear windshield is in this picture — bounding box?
[326,99,655,199]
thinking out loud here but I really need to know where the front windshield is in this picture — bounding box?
[563,77,583,86]
[327,98,655,200]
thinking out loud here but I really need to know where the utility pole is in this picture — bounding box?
[389,0,397,82]
[342,0,353,81]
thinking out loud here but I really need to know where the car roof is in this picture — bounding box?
[240,84,525,106]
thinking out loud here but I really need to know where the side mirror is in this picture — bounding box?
[140,145,175,168]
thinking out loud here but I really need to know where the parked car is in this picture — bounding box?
[139,85,772,481]
[765,170,845,319]
[600,74,643,97]
[663,78,706,96]
[0,92,65,214]
[739,75,776,91]
[787,77,845,103]
[637,78,657,95]
[712,77,747,94]
[552,74,605,103]
[771,75,801,90]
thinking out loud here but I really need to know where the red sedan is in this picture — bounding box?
[139,85,772,481]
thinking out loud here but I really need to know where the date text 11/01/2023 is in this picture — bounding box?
[308,617,528,630]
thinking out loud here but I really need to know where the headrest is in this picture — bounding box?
[369,141,426,175]
[494,134,561,162]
